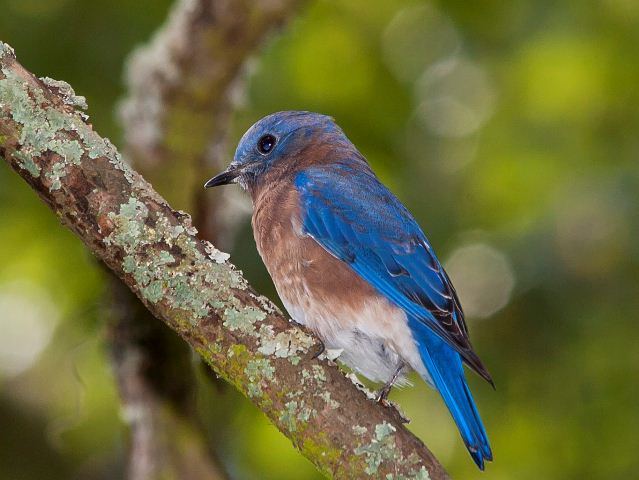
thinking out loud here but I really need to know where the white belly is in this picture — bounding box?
[277,281,431,386]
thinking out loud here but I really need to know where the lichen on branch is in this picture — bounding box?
[0,41,449,480]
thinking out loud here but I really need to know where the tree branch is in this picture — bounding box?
[0,42,449,479]
[109,1,305,478]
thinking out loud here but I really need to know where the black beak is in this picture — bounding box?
[204,168,240,188]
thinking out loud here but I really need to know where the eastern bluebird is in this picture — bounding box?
[205,111,493,469]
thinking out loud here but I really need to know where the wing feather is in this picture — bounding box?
[295,165,493,385]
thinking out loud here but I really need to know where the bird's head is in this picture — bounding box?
[204,111,346,193]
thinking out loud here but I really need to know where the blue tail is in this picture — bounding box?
[409,319,493,470]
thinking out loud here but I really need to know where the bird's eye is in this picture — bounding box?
[257,134,276,155]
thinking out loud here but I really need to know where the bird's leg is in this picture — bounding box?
[376,362,406,403]
[311,339,326,359]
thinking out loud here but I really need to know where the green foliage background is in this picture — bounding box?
[1,0,638,478]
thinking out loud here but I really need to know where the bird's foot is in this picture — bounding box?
[321,348,344,362]
[311,340,326,359]
[375,383,393,403]
[375,362,406,403]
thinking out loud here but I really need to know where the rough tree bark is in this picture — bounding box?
[0,42,449,480]
[108,1,305,478]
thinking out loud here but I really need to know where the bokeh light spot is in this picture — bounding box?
[382,3,460,83]
[445,243,516,320]
[416,57,497,138]
[0,281,59,378]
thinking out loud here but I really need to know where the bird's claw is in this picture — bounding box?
[375,384,393,404]
[375,394,411,424]
[311,340,326,359]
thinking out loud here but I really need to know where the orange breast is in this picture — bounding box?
[252,180,379,317]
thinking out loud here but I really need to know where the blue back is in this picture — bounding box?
[295,162,492,384]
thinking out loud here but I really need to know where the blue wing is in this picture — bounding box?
[295,162,493,386]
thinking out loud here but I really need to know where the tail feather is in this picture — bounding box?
[409,318,492,469]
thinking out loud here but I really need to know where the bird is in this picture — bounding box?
[205,111,493,469]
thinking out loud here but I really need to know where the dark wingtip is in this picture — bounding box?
[462,348,495,389]
[484,448,494,462]
[481,369,496,390]
[470,449,485,470]
[469,445,493,471]
[481,368,496,390]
